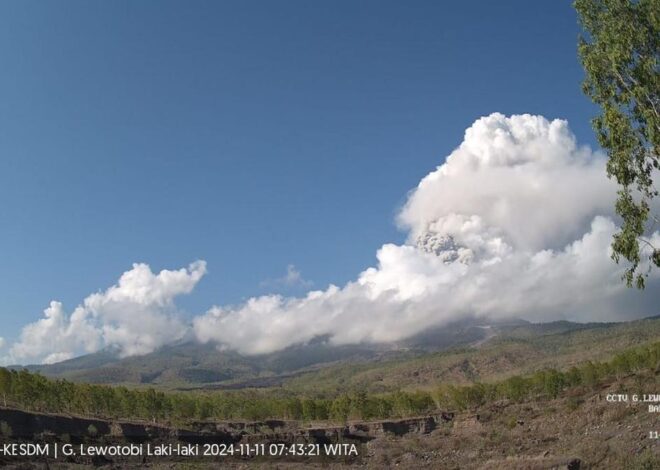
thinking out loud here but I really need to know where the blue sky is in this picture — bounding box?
[0,1,598,344]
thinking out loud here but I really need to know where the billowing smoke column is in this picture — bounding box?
[193,113,659,354]
[4,114,659,364]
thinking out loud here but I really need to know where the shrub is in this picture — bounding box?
[626,450,660,470]
[0,421,12,437]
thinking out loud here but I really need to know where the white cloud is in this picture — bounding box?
[398,113,616,252]
[43,352,75,365]
[282,264,313,288]
[0,337,5,349]
[6,113,660,364]
[194,114,660,355]
[6,301,101,365]
[260,264,314,290]
[4,261,206,365]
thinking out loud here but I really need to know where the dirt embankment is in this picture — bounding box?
[0,406,453,443]
[1,377,659,469]
[0,407,453,467]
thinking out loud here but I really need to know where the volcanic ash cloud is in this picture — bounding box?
[7,113,660,364]
[194,113,660,355]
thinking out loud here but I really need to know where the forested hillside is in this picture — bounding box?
[2,341,659,424]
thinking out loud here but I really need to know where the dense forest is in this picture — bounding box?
[1,341,658,425]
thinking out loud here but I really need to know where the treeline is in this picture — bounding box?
[1,341,658,423]
[0,368,434,423]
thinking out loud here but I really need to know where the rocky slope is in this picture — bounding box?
[1,373,658,468]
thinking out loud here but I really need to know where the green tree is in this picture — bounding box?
[330,395,351,422]
[499,375,529,402]
[0,368,11,407]
[301,399,317,421]
[575,0,660,288]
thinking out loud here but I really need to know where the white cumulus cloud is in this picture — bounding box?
[399,113,616,252]
[6,113,659,364]
[194,113,660,355]
[4,261,206,365]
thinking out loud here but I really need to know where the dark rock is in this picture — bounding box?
[441,412,455,422]
[0,408,110,440]
[567,458,581,470]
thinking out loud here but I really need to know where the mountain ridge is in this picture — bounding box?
[15,315,660,392]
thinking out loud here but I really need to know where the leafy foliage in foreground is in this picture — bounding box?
[575,0,660,287]
[1,341,659,423]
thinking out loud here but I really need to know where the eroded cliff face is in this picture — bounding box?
[0,406,455,442]
[0,407,457,466]
[2,379,655,470]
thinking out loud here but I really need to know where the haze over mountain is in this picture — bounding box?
[20,316,498,385]
[18,314,660,394]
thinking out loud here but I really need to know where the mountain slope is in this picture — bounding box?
[20,317,505,385]
[20,315,660,393]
